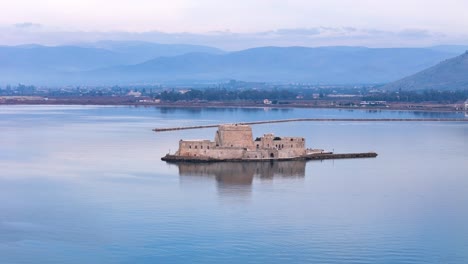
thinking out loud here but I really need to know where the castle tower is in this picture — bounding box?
[214,124,254,149]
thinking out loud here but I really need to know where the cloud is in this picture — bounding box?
[273,28,322,36]
[397,29,441,39]
[13,22,42,29]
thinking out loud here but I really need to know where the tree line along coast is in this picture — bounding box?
[1,83,467,112]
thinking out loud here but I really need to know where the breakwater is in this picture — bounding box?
[153,118,468,132]
[304,152,378,160]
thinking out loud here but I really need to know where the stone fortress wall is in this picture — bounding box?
[176,124,307,160]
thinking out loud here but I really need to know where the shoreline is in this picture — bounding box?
[0,100,466,113]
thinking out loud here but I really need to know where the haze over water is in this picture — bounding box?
[1,105,467,263]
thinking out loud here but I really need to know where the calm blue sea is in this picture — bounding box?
[1,105,467,264]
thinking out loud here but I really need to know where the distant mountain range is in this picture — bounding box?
[383,51,468,90]
[0,41,223,72]
[0,41,466,87]
[79,41,225,64]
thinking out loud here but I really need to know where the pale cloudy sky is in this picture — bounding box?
[1,0,468,49]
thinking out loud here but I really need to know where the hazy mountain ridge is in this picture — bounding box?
[0,41,224,79]
[428,45,468,54]
[0,45,125,71]
[383,51,468,90]
[0,43,464,86]
[0,41,227,85]
[78,41,225,63]
[83,46,458,85]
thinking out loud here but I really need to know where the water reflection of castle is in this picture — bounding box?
[177,160,306,185]
[175,161,306,196]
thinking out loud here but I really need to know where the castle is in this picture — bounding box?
[171,124,309,161]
